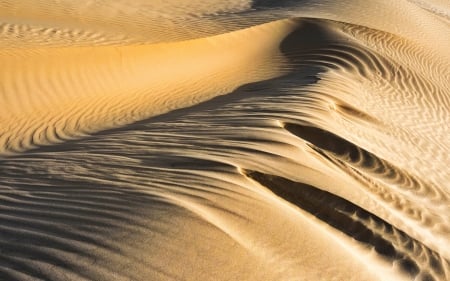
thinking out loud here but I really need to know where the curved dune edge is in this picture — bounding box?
[278,18,450,262]
[0,19,298,155]
[0,1,449,281]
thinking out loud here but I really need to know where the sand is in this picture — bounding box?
[0,0,449,280]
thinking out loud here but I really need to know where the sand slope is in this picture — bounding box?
[0,0,449,280]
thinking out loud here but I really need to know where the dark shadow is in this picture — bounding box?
[251,0,312,9]
[280,18,338,56]
[284,123,363,161]
[283,122,438,197]
[244,170,448,280]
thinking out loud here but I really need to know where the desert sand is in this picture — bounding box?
[0,0,449,280]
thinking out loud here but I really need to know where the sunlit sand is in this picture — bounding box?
[0,0,449,280]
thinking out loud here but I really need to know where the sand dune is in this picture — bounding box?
[0,0,449,280]
[0,19,297,154]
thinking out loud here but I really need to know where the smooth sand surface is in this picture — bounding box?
[0,0,449,280]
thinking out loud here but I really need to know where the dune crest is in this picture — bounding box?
[0,1,449,280]
[0,19,297,154]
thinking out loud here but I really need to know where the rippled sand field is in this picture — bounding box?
[0,0,449,280]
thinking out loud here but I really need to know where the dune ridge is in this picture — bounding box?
[0,19,298,154]
[0,0,449,280]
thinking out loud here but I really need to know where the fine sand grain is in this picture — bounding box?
[0,0,449,280]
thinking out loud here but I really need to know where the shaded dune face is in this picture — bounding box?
[0,1,449,281]
[244,169,449,281]
[0,19,298,154]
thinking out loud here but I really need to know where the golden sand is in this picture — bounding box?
[0,1,449,280]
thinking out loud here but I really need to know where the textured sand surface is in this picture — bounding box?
[0,0,449,280]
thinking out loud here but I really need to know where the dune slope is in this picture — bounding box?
[0,0,449,280]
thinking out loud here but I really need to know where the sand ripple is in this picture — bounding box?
[0,0,449,280]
